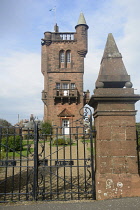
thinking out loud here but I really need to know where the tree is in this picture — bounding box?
[40,121,52,140]
[0,119,12,127]
[0,118,14,135]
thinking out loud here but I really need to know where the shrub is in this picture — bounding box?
[53,138,66,145]
[53,136,73,145]
[23,133,34,140]
[0,151,5,159]
[1,135,22,152]
[66,138,73,145]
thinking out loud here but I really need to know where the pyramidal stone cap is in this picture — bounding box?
[96,33,132,88]
[102,33,122,59]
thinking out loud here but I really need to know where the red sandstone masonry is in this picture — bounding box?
[95,174,140,200]
[41,17,88,130]
[89,33,140,200]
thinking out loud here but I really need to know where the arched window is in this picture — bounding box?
[59,50,71,68]
[66,50,71,68]
[59,50,65,68]
[60,50,64,63]
[66,50,71,63]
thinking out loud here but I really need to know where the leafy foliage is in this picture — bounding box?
[0,119,12,127]
[53,136,73,145]
[40,121,53,140]
[1,135,22,152]
[53,138,66,145]
[136,123,140,146]
[0,118,15,135]
[23,133,34,140]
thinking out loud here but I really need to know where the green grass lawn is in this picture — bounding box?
[0,148,34,159]
[22,140,34,145]
[22,139,49,145]
[0,138,95,160]
[81,139,95,143]
[1,138,61,159]
[81,139,91,143]
[0,139,35,159]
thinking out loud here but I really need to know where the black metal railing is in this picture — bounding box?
[0,107,96,202]
[0,126,35,202]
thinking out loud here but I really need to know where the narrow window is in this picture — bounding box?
[59,50,65,68]
[66,50,71,63]
[62,83,69,89]
[56,83,60,89]
[71,83,75,89]
[60,50,64,63]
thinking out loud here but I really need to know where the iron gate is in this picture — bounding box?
[0,107,96,202]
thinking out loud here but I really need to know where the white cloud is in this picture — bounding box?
[0,51,42,96]
[0,51,44,124]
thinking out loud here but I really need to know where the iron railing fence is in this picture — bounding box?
[0,126,35,202]
[0,107,96,202]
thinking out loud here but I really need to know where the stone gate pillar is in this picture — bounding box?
[89,33,140,200]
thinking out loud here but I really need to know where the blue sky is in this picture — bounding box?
[0,0,140,125]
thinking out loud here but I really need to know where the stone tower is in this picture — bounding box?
[41,13,89,133]
[89,33,140,200]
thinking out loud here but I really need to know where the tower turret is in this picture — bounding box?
[75,13,89,57]
[41,13,89,131]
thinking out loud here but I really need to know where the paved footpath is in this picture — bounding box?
[0,197,140,210]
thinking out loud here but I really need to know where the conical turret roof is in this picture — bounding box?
[75,12,88,29]
[77,12,87,25]
[96,33,131,88]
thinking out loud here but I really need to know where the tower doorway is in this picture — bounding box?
[62,119,69,134]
